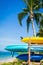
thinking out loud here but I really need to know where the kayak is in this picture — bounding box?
[5,45,43,52]
[16,54,43,62]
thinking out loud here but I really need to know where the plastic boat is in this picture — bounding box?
[5,45,43,52]
[16,54,43,62]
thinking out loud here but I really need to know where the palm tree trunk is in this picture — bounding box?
[28,44,31,65]
[31,17,36,37]
[28,15,36,65]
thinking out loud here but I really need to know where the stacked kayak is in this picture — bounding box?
[16,54,43,62]
[5,45,43,62]
[5,45,28,52]
[5,45,43,52]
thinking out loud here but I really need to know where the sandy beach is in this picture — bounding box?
[0,57,17,65]
[0,58,40,65]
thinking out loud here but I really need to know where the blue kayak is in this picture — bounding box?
[5,45,28,52]
[16,54,43,62]
[5,45,43,61]
[5,45,43,52]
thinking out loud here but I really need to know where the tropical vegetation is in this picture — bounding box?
[18,0,43,36]
[18,0,43,65]
[2,59,25,65]
[37,14,43,37]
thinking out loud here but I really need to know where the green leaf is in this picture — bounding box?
[23,0,30,8]
[37,33,40,36]
[18,12,28,26]
[23,8,30,13]
[37,26,43,37]
[40,14,43,27]
[37,29,43,37]
[37,32,43,37]
[33,0,43,10]
[39,0,43,8]
[34,13,41,25]
[40,19,43,27]
[26,16,31,32]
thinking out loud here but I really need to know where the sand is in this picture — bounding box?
[0,58,40,65]
[0,57,17,65]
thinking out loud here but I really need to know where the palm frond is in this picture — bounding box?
[33,0,43,10]
[40,19,43,27]
[39,0,43,8]
[28,0,34,10]
[23,0,30,9]
[26,16,31,32]
[37,28,43,37]
[40,14,43,27]
[18,12,28,26]
[37,33,40,36]
[34,5,40,10]
[37,33,43,37]
[34,12,42,25]
[23,8,30,13]
[37,29,43,37]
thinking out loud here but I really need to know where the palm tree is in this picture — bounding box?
[18,0,42,37]
[37,15,43,37]
[37,28,43,37]
[18,0,43,65]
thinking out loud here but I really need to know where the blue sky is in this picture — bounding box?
[0,0,43,51]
